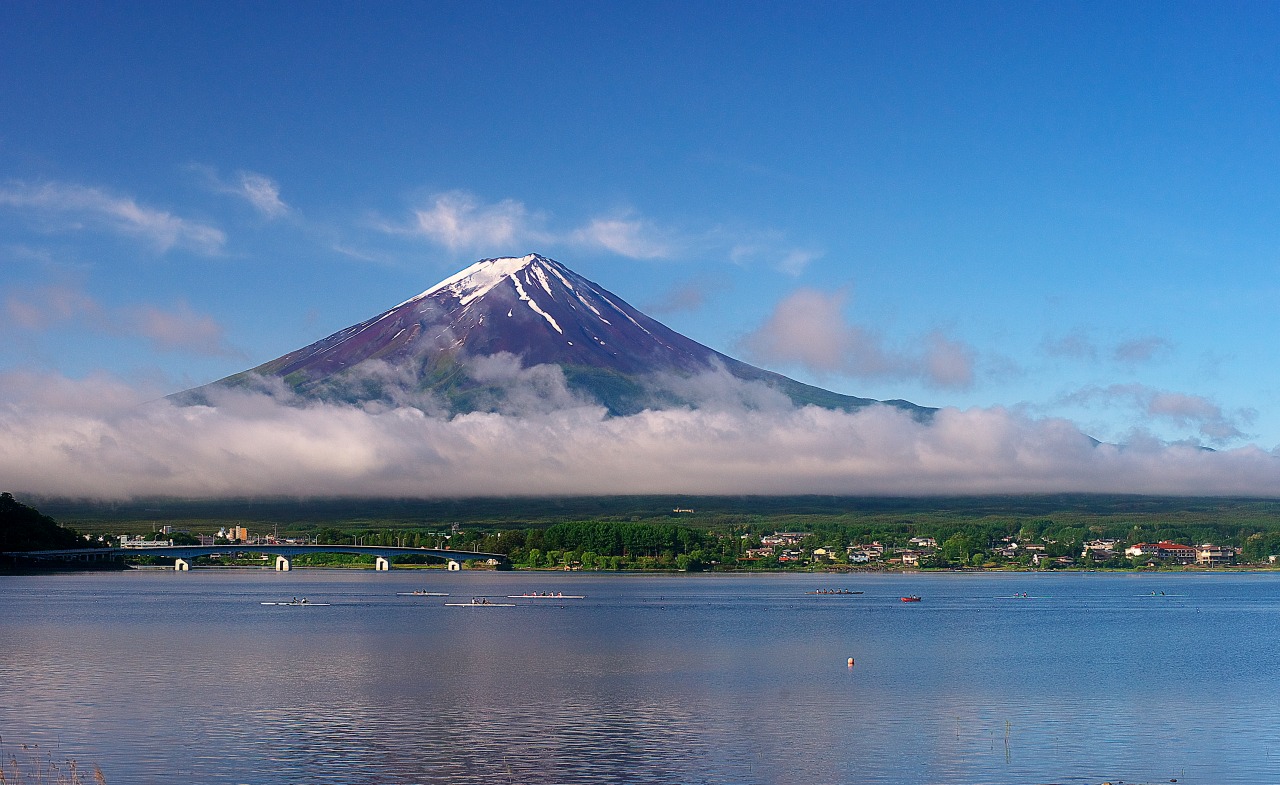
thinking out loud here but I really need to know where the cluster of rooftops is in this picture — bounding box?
[740,532,1240,567]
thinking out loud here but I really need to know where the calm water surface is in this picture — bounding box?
[2,569,1279,784]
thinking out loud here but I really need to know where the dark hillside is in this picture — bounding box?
[35,493,1280,531]
[1,492,87,551]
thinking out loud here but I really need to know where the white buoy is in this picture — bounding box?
[847,657,855,667]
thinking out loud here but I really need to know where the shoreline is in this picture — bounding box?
[6,561,1278,576]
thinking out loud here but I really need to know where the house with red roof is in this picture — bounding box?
[1155,541,1196,563]
[1124,541,1198,564]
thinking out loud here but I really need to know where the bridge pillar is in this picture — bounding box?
[447,559,461,571]
[275,556,291,572]
[375,557,391,571]
[174,558,190,572]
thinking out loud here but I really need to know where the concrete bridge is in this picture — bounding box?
[3,544,507,572]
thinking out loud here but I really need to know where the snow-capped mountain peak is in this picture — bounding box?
[399,253,545,308]
[185,253,931,419]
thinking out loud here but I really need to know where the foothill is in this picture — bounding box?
[5,492,1280,573]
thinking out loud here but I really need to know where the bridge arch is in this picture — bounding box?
[4,544,507,572]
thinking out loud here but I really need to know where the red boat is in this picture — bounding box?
[901,595,922,602]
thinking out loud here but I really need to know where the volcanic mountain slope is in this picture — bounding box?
[185,254,933,418]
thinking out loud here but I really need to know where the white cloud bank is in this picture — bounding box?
[2,371,1279,500]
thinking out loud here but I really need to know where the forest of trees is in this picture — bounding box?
[12,492,1280,571]
[283,512,1280,571]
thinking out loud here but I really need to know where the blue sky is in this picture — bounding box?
[3,2,1280,496]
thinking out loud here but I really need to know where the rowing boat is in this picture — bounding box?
[260,601,330,606]
[445,600,516,607]
[506,594,585,599]
[396,591,450,596]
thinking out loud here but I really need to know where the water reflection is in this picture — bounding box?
[2,571,1279,783]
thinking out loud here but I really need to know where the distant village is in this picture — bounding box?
[118,525,302,548]
[743,531,1251,569]
[108,522,1271,572]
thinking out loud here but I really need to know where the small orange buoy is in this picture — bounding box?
[847,657,855,667]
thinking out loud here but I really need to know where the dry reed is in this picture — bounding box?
[0,738,105,785]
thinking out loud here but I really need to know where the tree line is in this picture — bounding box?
[9,491,1280,568]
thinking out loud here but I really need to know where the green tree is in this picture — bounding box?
[314,527,347,545]
[942,533,974,563]
[1242,532,1280,562]
[676,553,704,572]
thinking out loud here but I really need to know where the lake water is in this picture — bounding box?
[2,569,1278,784]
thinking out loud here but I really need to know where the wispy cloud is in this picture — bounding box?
[643,275,729,316]
[330,243,399,267]
[1042,330,1098,361]
[4,284,238,357]
[0,180,225,254]
[1042,330,1174,366]
[777,248,821,276]
[379,189,815,266]
[739,288,978,390]
[233,172,288,219]
[570,214,673,259]
[125,302,238,356]
[5,284,101,330]
[729,234,823,276]
[1113,336,1173,365]
[192,165,290,219]
[3,371,1280,499]
[394,191,543,252]
[1062,383,1253,444]
[922,331,977,390]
